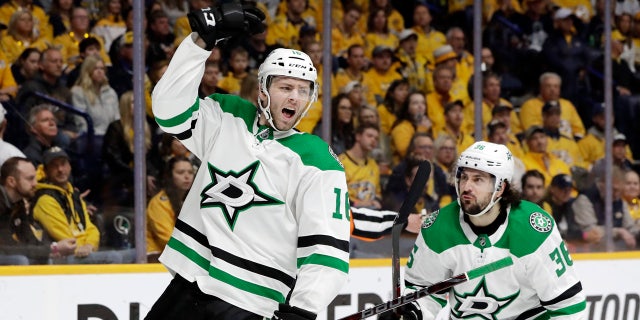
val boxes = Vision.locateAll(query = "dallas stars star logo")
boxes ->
[451,277,518,319]
[201,161,282,231]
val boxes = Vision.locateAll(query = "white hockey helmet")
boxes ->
[455,141,514,216]
[257,48,318,131]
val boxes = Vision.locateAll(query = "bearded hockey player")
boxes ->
[146,2,350,319]
[394,141,586,319]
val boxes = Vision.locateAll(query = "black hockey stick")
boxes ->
[392,161,431,303]
[338,256,514,320]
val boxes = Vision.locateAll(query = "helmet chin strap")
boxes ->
[257,87,281,132]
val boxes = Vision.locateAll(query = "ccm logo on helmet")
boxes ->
[288,63,306,68]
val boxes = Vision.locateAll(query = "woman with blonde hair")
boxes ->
[0,10,50,63]
[71,55,120,136]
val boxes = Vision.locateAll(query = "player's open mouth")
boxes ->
[282,108,295,118]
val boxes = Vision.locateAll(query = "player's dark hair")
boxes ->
[499,181,521,210]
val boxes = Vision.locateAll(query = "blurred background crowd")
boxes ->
[0,0,639,265]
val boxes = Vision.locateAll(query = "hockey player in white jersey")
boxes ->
[145,2,350,320]
[390,141,587,319]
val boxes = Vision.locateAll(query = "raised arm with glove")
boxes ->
[187,1,265,49]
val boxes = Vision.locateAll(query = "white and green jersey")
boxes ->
[405,200,586,319]
[152,34,351,317]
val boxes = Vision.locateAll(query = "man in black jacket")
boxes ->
[0,157,76,264]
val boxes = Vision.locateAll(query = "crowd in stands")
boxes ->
[1,0,640,264]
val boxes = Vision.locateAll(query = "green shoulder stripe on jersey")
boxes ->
[167,237,286,303]
[155,98,199,128]
[494,201,555,258]
[278,134,344,171]
[421,203,470,254]
[210,93,258,131]
[546,301,587,317]
[297,253,349,273]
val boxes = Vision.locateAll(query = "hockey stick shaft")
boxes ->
[339,256,514,320]
[392,161,431,300]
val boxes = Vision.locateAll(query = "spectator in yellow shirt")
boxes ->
[487,119,527,186]
[0,48,18,101]
[0,0,52,42]
[464,72,523,135]
[395,29,426,91]
[339,123,382,209]
[426,65,457,130]
[433,100,474,153]
[519,72,585,139]
[370,0,404,34]
[623,169,640,221]
[364,8,399,60]
[361,45,402,106]
[390,90,431,165]
[377,78,409,135]
[578,103,634,165]
[146,155,195,262]
[1,10,50,64]
[446,27,474,85]
[375,79,409,172]
[53,7,110,69]
[331,2,365,57]
[521,125,571,187]
[489,107,526,160]
[333,44,367,96]
[541,101,588,170]
[411,3,446,66]
[267,0,315,49]
[217,46,249,95]
[425,44,470,104]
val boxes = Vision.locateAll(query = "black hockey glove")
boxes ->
[187,1,265,50]
[377,302,422,320]
[271,303,316,320]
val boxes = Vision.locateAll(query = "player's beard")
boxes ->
[461,193,491,216]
